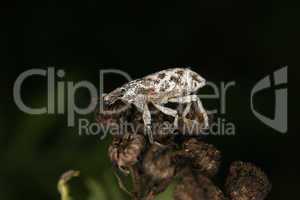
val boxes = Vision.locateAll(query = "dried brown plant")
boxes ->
[96,101,271,200]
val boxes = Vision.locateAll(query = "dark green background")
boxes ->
[2,0,297,199]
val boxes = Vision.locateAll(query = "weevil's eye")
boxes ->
[120,88,126,93]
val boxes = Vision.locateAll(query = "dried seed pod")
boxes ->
[182,138,221,177]
[174,173,227,200]
[225,161,271,200]
[143,145,175,180]
[108,133,145,173]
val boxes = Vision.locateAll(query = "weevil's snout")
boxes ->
[104,87,125,104]
[104,96,120,107]
[103,95,112,106]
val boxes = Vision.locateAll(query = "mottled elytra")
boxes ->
[103,67,209,144]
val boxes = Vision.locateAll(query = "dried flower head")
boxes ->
[225,161,272,200]
[108,133,145,173]
[174,172,227,200]
[95,73,271,200]
[181,138,221,177]
[143,145,175,180]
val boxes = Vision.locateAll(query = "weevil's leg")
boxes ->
[169,95,196,118]
[169,95,209,129]
[142,104,165,146]
[152,103,179,128]
[168,95,197,104]
[132,98,155,144]
[195,97,209,129]
[142,103,154,144]
[182,102,192,118]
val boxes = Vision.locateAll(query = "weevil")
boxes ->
[103,68,209,144]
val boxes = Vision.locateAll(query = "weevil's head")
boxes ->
[100,87,130,118]
[97,88,131,129]
[103,87,126,106]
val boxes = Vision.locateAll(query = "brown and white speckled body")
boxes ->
[104,68,206,107]
[103,67,208,144]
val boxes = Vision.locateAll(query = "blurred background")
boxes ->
[1,0,297,199]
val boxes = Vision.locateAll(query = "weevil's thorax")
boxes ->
[142,68,206,100]
[105,68,206,105]
[120,79,148,103]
